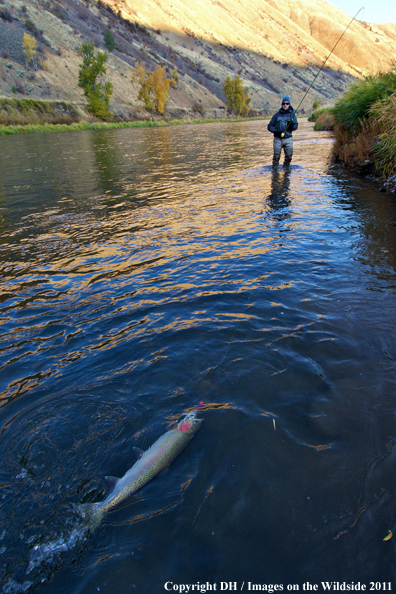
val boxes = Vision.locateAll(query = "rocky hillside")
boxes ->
[0,0,395,119]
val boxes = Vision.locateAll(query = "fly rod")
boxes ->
[281,6,365,137]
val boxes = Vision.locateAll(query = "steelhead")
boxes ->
[78,411,203,526]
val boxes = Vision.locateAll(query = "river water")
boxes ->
[1,119,396,593]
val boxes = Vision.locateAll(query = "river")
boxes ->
[1,119,396,593]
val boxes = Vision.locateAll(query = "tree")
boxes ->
[78,40,113,120]
[23,33,37,69]
[133,62,171,115]
[222,75,251,115]
[171,68,179,88]
[104,28,115,52]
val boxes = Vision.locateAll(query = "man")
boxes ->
[267,95,298,168]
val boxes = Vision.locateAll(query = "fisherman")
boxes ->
[268,96,298,168]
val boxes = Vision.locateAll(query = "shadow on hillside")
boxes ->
[0,0,362,113]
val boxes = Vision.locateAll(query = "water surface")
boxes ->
[1,120,396,593]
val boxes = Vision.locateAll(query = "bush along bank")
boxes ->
[0,98,81,126]
[331,70,396,192]
[308,106,335,131]
[0,111,266,135]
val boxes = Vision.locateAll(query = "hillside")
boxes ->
[0,0,395,120]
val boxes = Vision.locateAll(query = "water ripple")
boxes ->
[1,121,396,590]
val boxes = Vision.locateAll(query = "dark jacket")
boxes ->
[268,106,298,139]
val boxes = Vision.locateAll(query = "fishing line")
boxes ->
[281,6,365,137]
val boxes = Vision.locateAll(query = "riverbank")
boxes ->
[0,116,267,135]
[0,99,267,134]
[307,77,396,193]
[0,98,83,127]
[330,72,396,192]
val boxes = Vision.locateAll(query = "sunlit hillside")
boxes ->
[0,0,395,118]
[117,0,396,73]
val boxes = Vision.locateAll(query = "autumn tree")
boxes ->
[78,40,113,120]
[222,75,251,115]
[134,62,173,115]
[171,68,179,88]
[23,33,37,69]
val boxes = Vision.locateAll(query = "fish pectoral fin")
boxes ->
[167,422,179,430]
[105,475,120,491]
[133,447,145,459]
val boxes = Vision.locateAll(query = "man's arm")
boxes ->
[267,114,277,133]
[291,111,298,131]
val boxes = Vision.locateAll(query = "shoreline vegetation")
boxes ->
[0,97,265,136]
[309,70,396,191]
[2,80,396,194]
[0,115,266,135]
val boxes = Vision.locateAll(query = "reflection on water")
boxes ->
[90,130,124,196]
[267,168,292,221]
[1,120,396,593]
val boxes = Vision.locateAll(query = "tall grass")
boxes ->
[332,120,378,170]
[0,115,265,136]
[332,70,396,135]
[0,98,81,126]
[370,94,396,178]
[0,120,167,135]
[332,68,396,179]
[308,107,335,131]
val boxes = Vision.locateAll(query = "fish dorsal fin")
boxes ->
[133,446,145,459]
[105,476,120,492]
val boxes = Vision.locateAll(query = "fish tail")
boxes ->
[72,502,103,526]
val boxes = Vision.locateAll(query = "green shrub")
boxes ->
[104,29,115,52]
[308,107,327,122]
[370,94,396,178]
[78,40,113,120]
[332,70,396,135]
[0,98,80,125]
[192,102,205,116]
[312,97,323,111]
[309,107,335,131]
[171,69,179,88]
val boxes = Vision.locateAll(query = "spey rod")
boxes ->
[281,6,365,137]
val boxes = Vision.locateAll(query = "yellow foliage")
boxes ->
[23,33,37,67]
[222,75,251,115]
[171,69,179,88]
[134,62,171,115]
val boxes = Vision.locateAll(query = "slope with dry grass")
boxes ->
[0,0,395,122]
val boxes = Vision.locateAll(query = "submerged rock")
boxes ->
[386,174,396,193]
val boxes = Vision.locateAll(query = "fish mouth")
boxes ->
[177,411,203,433]
[183,411,199,421]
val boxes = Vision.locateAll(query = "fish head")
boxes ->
[176,411,203,436]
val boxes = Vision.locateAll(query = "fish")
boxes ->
[77,410,203,527]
